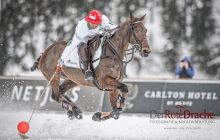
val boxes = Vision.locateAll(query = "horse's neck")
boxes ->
[111,22,130,57]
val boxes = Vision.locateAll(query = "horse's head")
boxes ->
[129,13,151,57]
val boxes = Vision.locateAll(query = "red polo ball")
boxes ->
[17,121,29,134]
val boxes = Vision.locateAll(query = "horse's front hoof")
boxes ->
[92,112,102,122]
[112,108,122,120]
[112,113,119,120]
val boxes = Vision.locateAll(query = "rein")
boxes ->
[100,21,144,77]
[92,21,144,90]
[103,21,143,63]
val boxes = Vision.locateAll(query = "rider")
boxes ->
[59,10,117,81]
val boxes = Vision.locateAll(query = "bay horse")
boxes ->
[31,13,151,121]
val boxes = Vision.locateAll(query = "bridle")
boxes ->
[100,20,147,63]
[92,20,148,90]
[129,20,146,51]
[92,20,147,64]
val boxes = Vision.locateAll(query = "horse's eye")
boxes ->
[134,25,138,29]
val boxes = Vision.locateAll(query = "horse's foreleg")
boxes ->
[108,83,128,120]
[116,82,128,110]
[104,80,128,111]
[92,78,128,121]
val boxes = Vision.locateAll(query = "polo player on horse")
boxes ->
[31,10,151,121]
[58,10,117,81]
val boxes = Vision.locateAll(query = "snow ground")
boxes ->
[0,110,219,140]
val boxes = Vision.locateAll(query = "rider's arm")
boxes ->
[74,19,90,44]
[101,15,117,30]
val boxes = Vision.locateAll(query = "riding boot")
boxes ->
[78,43,94,81]
[82,61,94,81]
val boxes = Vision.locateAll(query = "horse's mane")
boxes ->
[116,17,140,34]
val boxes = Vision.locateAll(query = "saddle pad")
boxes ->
[63,38,103,69]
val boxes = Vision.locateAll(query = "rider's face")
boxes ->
[89,23,98,29]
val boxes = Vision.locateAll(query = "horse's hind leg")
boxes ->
[59,79,77,95]
[47,72,82,120]
[57,79,83,119]
[38,42,82,119]
[41,65,82,120]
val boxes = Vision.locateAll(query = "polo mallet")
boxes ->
[17,67,59,139]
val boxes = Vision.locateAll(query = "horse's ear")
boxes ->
[139,14,146,21]
[130,12,135,22]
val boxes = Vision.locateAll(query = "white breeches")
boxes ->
[60,42,78,63]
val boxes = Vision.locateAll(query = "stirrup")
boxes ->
[85,70,93,81]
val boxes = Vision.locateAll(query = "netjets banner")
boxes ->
[0,77,103,112]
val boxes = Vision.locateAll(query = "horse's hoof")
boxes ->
[92,112,102,122]
[112,108,122,120]
[112,110,120,120]
[75,113,83,119]
[112,113,119,120]
[67,108,83,120]
[67,112,83,120]
[68,115,74,120]
[67,111,74,120]
[73,107,83,120]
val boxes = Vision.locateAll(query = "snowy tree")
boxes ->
[159,0,220,78]
[190,0,218,77]
[0,0,220,78]
[0,0,110,75]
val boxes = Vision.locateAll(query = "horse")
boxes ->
[31,13,151,121]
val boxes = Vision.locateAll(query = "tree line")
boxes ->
[0,0,219,78]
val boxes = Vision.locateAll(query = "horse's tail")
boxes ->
[30,55,41,71]
[30,42,57,72]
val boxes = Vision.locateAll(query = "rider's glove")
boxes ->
[58,59,64,66]
[103,26,110,32]
[100,26,111,37]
